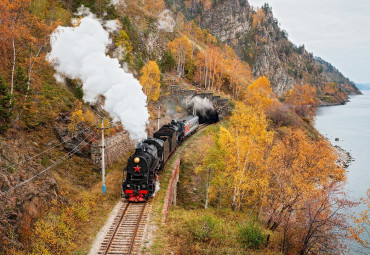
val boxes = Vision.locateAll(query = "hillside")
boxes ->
[315,56,361,94]
[0,0,361,254]
[169,0,360,98]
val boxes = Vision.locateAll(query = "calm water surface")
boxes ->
[315,90,370,253]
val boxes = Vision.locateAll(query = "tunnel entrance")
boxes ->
[185,95,221,124]
[196,108,219,124]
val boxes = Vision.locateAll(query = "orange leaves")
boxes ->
[252,8,267,28]
[193,43,251,98]
[168,35,193,77]
[350,190,370,249]
[0,0,55,90]
[143,0,165,15]
[285,84,318,119]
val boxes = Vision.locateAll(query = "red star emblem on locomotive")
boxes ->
[134,165,141,172]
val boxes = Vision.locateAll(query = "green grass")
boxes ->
[149,123,279,255]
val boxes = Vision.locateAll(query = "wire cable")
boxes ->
[0,129,99,198]
[0,120,99,173]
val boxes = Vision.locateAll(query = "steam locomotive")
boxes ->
[122,115,200,202]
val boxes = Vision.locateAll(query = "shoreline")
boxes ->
[333,145,353,169]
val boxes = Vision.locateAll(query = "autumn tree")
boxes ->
[68,101,84,135]
[322,82,347,102]
[139,60,161,102]
[141,0,165,15]
[262,127,352,253]
[217,102,273,211]
[168,35,193,77]
[0,0,55,93]
[285,84,318,119]
[350,189,370,250]
[195,133,227,209]
[252,8,266,28]
[244,76,274,111]
[278,182,356,254]
[176,12,185,30]
[115,30,133,62]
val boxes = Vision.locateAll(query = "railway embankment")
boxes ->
[88,125,210,254]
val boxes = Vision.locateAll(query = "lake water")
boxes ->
[315,90,370,253]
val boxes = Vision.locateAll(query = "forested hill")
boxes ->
[0,0,364,254]
[167,0,361,96]
[315,57,360,94]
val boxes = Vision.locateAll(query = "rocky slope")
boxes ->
[173,0,360,97]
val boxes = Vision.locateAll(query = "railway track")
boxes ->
[94,122,210,255]
[98,201,150,255]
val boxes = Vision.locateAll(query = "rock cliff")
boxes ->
[174,0,360,96]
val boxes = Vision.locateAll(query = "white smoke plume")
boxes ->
[190,96,214,116]
[47,15,149,141]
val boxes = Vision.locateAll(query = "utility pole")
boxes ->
[101,119,106,194]
[157,104,160,131]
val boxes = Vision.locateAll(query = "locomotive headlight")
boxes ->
[134,157,140,163]
[127,184,130,188]
[142,184,146,188]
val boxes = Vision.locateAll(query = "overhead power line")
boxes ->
[0,129,99,198]
[0,120,99,173]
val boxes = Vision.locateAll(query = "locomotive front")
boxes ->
[122,143,159,202]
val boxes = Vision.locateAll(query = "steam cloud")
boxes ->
[47,15,149,141]
[190,96,215,116]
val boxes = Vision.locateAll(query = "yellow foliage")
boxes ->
[245,76,275,111]
[139,60,161,102]
[168,35,192,77]
[84,109,96,126]
[29,192,96,254]
[115,30,133,61]
[68,101,84,134]
[217,102,274,211]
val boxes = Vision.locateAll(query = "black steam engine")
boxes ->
[122,116,199,202]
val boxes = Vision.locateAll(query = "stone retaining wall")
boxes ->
[91,131,134,169]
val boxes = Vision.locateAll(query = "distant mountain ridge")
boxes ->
[355,83,370,90]
[172,0,361,96]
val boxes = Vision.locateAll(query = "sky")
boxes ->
[248,0,370,84]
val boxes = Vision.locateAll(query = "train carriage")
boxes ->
[181,116,199,137]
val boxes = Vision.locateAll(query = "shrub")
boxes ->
[238,221,266,249]
[266,103,299,127]
[185,214,221,243]
[74,86,83,100]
